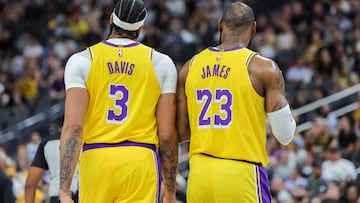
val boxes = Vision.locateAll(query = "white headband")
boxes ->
[112,12,145,31]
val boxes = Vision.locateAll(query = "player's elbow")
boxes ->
[277,131,295,145]
[158,130,178,145]
[24,182,37,192]
[267,105,296,145]
[272,123,295,145]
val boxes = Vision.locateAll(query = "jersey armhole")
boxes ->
[245,52,257,66]
[189,55,198,68]
[246,52,264,99]
[150,48,154,61]
[86,47,94,61]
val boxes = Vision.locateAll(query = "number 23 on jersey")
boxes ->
[196,88,233,128]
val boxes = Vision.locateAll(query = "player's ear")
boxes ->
[137,25,144,35]
[218,19,224,33]
[251,21,256,37]
[109,13,114,25]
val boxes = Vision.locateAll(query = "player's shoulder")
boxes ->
[153,49,173,62]
[250,54,279,74]
[152,49,176,69]
[252,54,275,67]
[66,49,89,65]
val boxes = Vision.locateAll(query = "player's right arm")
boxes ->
[249,55,296,145]
[176,60,191,143]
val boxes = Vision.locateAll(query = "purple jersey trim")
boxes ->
[208,45,244,52]
[82,141,156,152]
[123,42,140,47]
[101,40,140,48]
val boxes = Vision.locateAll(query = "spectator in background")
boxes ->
[270,176,292,203]
[291,186,308,203]
[315,104,338,136]
[273,150,296,180]
[335,116,357,159]
[284,167,308,194]
[306,160,328,199]
[322,183,342,203]
[285,56,312,88]
[47,68,65,104]
[12,58,42,113]
[0,147,16,203]
[289,136,308,166]
[322,146,357,184]
[340,182,359,203]
[26,132,41,162]
[350,137,360,168]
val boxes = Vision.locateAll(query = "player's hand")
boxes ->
[162,193,177,203]
[59,193,74,203]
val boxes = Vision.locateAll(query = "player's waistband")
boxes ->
[200,153,261,166]
[82,141,156,152]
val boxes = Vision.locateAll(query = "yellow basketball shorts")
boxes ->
[79,141,161,203]
[187,154,271,203]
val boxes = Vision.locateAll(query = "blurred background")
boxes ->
[1,0,360,202]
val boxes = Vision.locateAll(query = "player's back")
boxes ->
[185,46,269,166]
[83,41,160,145]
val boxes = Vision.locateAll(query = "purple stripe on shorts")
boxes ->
[258,166,271,203]
[82,141,156,152]
[156,151,162,203]
[208,45,244,52]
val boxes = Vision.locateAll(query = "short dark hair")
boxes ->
[112,0,147,39]
[221,3,255,31]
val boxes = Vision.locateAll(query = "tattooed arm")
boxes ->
[248,55,288,112]
[59,88,89,203]
[157,93,178,203]
[249,55,295,145]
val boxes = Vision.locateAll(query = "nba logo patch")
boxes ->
[216,54,221,61]
[118,50,123,58]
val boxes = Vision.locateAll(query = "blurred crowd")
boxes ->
[1,0,360,202]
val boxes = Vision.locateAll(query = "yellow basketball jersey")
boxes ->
[186,46,269,166]
[83,41,160,146]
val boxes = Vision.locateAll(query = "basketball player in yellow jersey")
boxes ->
[176,2,296,203]
[59,1,178,203]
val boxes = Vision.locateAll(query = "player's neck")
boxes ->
[108,32,136,41]
[217,35,248,50]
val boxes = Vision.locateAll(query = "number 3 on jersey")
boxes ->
[107,84,129,124]
[196,89,233,128]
